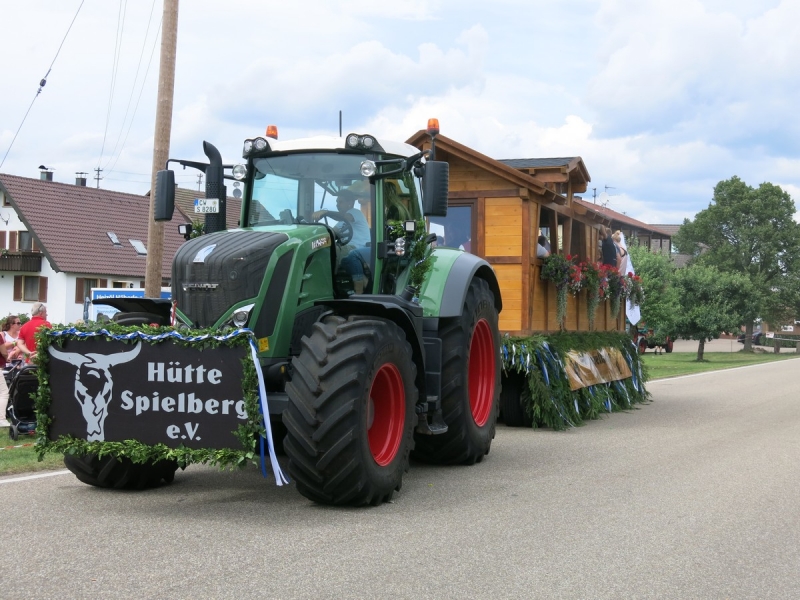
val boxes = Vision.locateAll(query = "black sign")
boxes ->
[47,338,249,449]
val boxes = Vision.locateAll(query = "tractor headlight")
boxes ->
[232,304,255,328]
[243,140,253,156]
[360,160,376,177]
[394,237,406,257]
[253,137,269,151]
[232,164,247,180]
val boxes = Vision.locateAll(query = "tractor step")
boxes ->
[414,399,448,435]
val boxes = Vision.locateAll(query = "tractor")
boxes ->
[58,121,503,506]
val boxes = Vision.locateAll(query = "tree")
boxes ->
[627,241,678,343]
[671,264,752,361]
[673,176,800,351]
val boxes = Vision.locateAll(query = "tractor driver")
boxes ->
[312,181,372,294]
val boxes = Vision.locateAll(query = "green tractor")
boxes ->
[62,122,503,506]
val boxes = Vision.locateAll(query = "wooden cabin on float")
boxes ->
[407,131,623,336]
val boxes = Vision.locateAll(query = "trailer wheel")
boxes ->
[283,315,417,506]
[63,454,178,490]
[500,370,532,428]
[413,277,501,464]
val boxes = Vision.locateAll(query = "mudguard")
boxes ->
[422,250,502,318]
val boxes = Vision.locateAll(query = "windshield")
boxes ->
[245,152,421,228]
[247,153,369,226]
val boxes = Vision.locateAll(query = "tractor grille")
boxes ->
[172,231,289,328]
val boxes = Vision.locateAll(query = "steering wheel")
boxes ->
[314,210,354,246]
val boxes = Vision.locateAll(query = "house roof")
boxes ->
[573,198,674,237]
[172,187,242,229]
[0,173,189,278]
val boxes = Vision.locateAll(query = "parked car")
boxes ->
[737,331,763,345]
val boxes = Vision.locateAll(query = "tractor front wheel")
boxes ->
[63,454,178,490]
[413,278,501,464]
[283,315,417,506]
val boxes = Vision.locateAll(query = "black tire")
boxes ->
[412,278,501,464]
[63,454,178,490]
[283,315,418,506]
[500,370,532,427]
[8,425,18,441]
[111,311,168,327]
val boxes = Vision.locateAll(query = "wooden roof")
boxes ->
[406,131,567,205]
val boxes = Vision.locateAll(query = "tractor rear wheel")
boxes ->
[412,278,501,464]
[283,315,417,506]
[63,454,178,490]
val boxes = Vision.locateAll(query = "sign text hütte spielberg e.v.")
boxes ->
[47,340,248,448]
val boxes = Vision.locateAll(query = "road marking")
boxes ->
[0,469,70,485]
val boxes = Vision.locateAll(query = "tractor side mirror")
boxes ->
[154,169,175,221]
[422,160,449,217]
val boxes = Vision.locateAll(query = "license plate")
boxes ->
[194,198,219,214]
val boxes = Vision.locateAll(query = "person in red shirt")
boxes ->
[18,302,50,355]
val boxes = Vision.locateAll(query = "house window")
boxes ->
[75,277,106,303]
[429,204,474,253]
[11,231,39,252]
[13,275,48,302]
[18,231,33,251]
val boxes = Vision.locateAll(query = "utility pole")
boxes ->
[94,167,103,188]
[196,173,203,191]
[144,0,179,298]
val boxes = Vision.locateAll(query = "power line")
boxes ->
[0,0,85,169]
[96,0,128,175]
[103,0,160,173]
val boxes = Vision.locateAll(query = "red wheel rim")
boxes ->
[469,318,495,427]
[367,363,405,466]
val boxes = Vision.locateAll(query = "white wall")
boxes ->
[0,200,143,325]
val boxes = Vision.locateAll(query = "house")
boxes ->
[407,132,624,334]
[0,171,193,325]
[573,200,673,256]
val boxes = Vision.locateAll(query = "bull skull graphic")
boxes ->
[49,343,142,441]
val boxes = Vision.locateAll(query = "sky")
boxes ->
[1,0,799,225]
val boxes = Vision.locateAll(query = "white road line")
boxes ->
[0,469,70,485]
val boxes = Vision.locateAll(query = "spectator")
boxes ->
[19,302,50,354]
[599,226,617,267]
[1,315,30,365]
[0,342,8,427]
[537,235,550,258]
[612,230,629,274]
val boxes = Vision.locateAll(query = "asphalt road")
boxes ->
[3,358,800,599]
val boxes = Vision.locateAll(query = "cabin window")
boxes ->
[539,206,557,254]
[429,204,474,253]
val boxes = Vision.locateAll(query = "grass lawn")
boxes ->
[0,429,65,476]
[643,351,800,380]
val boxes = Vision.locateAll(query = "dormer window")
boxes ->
[129,239,147,255]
